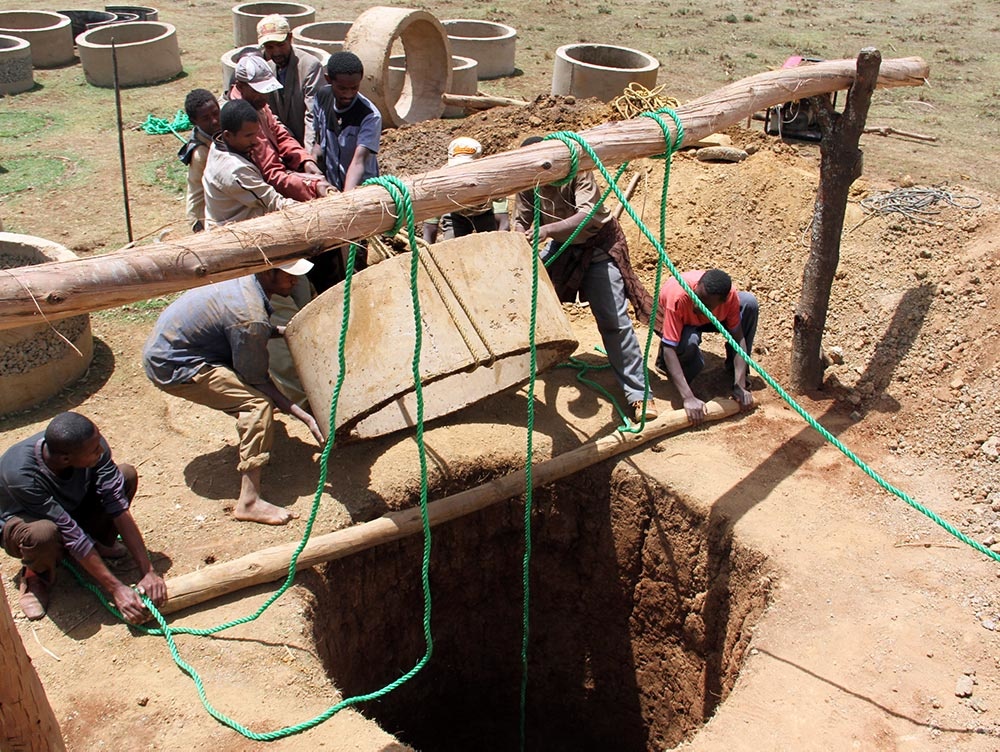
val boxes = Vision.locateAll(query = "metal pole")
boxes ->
[111,38,133,243]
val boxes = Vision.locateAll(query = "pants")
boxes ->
[657,291,759,383]
[2,464,138,573]
[160,366,274,472]
[443,209,497,239]
[584,257,649,404]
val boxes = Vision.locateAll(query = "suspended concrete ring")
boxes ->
[231,1,315,47]
[442,19,516,80]
[551,43,660,103]
[344,6,451,127]
[0,233,94,416]
[77,20,180,87]
[285,232,579,442]
[0,11,74,68]
[388,54,478,119]
[105,5,159,21]
[0,34,33,94]
[291,20,352,55]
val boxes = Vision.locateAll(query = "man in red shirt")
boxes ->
[654,269,758,424]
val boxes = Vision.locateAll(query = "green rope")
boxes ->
[542,126,1000,566]
[140,111,191,143]
[64,175,436,741]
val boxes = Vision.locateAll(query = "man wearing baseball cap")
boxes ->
[230,53,331,202]
[423,137,510,243]
[256,14,323,152]
[143,249,324,527]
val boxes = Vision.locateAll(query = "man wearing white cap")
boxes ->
[143,256,323,526]
[256,14,323,152]
[423,137,510,243]
[231,54,331,202]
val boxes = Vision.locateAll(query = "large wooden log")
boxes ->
[158,399,740,615]
[0,575,67,751]
[0,56,928,331]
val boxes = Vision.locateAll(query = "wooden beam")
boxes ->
[158,399,740,615]
[441,92,530,109]
[0,56,928,331]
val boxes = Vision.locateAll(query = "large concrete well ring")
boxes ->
[0,11,74,68]
[552,43,659,102]
[57,9,117,40]
[285,232,578,441]
[291,20,351,55]
[344,6,451,127]
[105,5,159,21]
[442,19,516,80]
[231,2,315,47]
[0,233,94,416]
[388,53,477,118]
[220,42,326,92]
[77,21,180,87]
[0,34,33,94]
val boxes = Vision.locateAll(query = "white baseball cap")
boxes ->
[257,14,291,45]
[235,55,282,94]
[277,259,314,275]
[447,137,483,166]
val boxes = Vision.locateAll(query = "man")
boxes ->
[203,98,299,227]
[309,51,382,291]
[514,136,657,425]
[422,137,510,244]
[230,54,331,202]
[178,89,219,233]
[313,51,380,193]
[0,412,166,622]
[654,268,759,424]
[143,260,324,526]
[256,13,323,152]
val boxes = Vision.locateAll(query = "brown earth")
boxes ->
[2,0,1000,750]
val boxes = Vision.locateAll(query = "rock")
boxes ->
[696,145,748,163]
[900,174,916,188]
[955,675,974,697]
[981,437,1000,460]
[981,618,997,631]
[827,346,844,365]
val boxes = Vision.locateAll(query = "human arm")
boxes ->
[527,209,589,243]
[343,144,372,192]
[660,345,707,424]
[112,509,166,607]
[77,548,149,623]
[256,379,324,444]
[186,145,209,231]
[494,200,510,232]
[230,157,301,212]
[300,54,324,153]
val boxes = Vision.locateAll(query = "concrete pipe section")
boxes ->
[286,232,578,441]
[442,19,516,79]
[231,1,314,47]
[58,9,117,40]
[0,11,74,68]
[105,5,159,21]
[0,34,33,94]
[552,43,659,102]
[0,233,94,416]
[220,42,326,93]
[291,20,351,55]
[389,53,478,118]
[77,20,181,87]
[344,6,451,127]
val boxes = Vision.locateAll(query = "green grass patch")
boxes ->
[97,294,177,323]
[141,155,187,196]
[0,156,70,194]
[0,112,58,139]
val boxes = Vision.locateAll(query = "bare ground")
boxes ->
[2,0,1000,749]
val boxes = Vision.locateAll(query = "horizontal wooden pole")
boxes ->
[0,56,927,331]
[442,92,530,109]
[158,399,740,615]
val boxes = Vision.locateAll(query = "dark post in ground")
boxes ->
[790,48,882,391]
[0,574,66,751]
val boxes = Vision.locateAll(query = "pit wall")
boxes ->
[305,462,771,751]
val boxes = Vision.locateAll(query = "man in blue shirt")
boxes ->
[0,412,166,621]
[143,261,324,526]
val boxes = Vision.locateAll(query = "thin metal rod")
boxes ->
[111,38,133,243]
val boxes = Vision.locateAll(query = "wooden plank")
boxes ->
[158,399,740,614]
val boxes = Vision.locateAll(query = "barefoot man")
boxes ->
[142,260,324,525]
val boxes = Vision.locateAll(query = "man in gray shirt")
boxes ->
[143,260,323,526]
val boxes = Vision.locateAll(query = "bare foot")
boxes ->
[233,498,300,525]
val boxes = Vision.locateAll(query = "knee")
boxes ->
[118,463,139,502]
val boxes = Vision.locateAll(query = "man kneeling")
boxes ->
[0,412,166,621]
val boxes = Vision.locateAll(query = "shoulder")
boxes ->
[296,48,323,73]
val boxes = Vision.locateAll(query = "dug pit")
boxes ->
[306,461,771,750]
